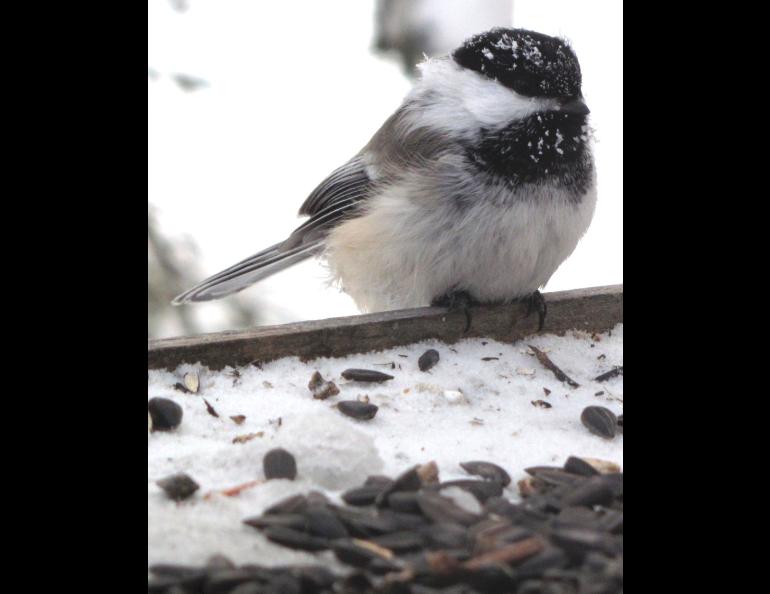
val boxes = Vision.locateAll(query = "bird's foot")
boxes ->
[431,290,479,334]
[526,290,547,332]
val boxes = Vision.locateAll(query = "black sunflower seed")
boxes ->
[418,522,469,549]
[595,507,624,533]
[387,491,421,513]
[459,461,511,486]
[227,582,264,594]
[549,527,614,558]
[343,485,386,506]
[562,476,615,508]
[337,400,379,420]
[416,491,481,526]
[331,539,393,568]
[242,513,308,532]
[203,569,267,594]
[418,349,440,372]
[148,564,206,579]
[289,566,335,591]
[303,506,349,539]
[563,456,601,477]
[580,406,618,439]
[156,473,199,501]
[552,506,602,531]
[147,572,206,593]
[341,369,394,383]
[370,531,425,552]
[524,467,586,487]
[263,448,297,480]
[262,526,329,551]
[376,464,434,506]
[332,507,406,537]
[516,546,570,579]
[148,397,183,431]
[379,509,430,532]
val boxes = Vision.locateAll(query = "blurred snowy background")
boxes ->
[148,0,622,339]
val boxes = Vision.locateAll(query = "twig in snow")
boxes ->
[594,366,623,382]
[204,479,264,499]
[528,345,580,388]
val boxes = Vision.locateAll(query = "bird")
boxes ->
[172,28,596,331]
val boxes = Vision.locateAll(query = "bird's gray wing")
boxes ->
[173,105,446,305]
[172,157,375,304]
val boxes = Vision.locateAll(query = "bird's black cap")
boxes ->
[453,28,582,99]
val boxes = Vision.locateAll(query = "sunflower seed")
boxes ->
[524,467,586,487]
[419,522,469,549]
[563,456,600,477]
[418,349,440,372]
[580,406,617,439]
[262,526,329,551]
[562,476,615,507]
[376,463,432,506]
[148,397,183,431]
[370,531,425,552]
[387,491,421,513]
[332,538,394,568]
[242,513,308,532]
[341,369,394,383]
[183,371,199,393]
[462,536,544,569]
[304,506,349,539]
[343,485,387,506]
[550,527,613,557]
[337,400,379,420]
[416,491,481,526]
[459,461,511,486]
[263,448,297,480]
[156,473,199,501]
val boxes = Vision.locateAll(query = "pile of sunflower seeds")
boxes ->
[149,456,622,593]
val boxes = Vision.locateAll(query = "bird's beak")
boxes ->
[558,97,590,116]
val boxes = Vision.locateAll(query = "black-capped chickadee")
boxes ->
[173,28,595,330]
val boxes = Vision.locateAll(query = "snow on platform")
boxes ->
[148,323,623,568]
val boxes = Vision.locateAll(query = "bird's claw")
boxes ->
[432,290,478,334]
[527,290,547,332]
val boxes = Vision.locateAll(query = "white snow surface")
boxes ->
[148,324,623,568]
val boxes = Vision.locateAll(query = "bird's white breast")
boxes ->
[324,178,596,312]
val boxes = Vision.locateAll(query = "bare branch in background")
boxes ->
[374,0,513,77]
[168,0,189,13]
[148,207,261,339]
[170,73,209,92]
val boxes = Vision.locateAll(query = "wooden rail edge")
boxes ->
[148,284,623,371]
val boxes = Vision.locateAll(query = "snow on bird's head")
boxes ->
[453,28,582,100]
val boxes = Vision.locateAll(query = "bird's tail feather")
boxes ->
[171,241,321,305]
